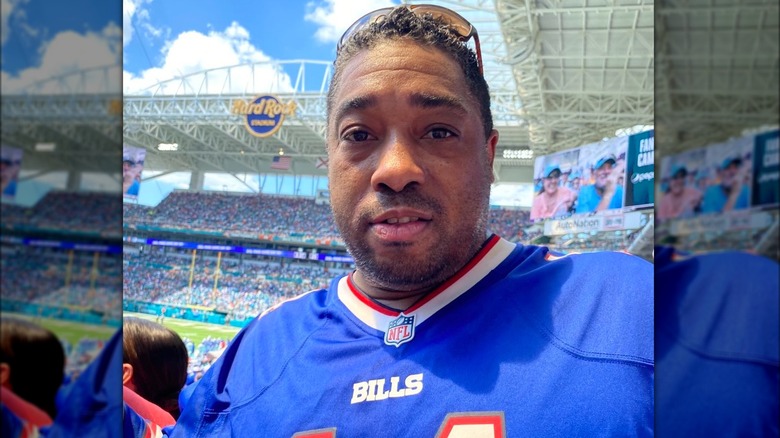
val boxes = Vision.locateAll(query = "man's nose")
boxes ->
[370,136,426,193]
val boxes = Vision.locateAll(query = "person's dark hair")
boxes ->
[327,6,493,140]
[122,317,188,419]
[0,317,65,419]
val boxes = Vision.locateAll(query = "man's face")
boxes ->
[0,159,20,187]
[123,160,143,180]
[670,172,686,195]
[594,162,613,188]
[720,163,739,188]
[543,172,560,194]
[327,40,497,292]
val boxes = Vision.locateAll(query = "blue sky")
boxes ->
[1,0,533,207]
[122,0,397,94]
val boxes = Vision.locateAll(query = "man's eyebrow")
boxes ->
[409,92,468,114]
[333,95,377,126]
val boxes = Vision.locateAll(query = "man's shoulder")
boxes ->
[232,283,337,346]
[684,186,702,196]
[656,248,778,364]
[702,184,722,198]
[504,248,653,366]
[171,284,339,435]
[579,184,597,196]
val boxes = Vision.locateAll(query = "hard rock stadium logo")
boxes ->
[231,95,297,138]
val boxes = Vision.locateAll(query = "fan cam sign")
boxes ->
[232,95,297,138]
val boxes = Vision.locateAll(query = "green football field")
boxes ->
[1,312,117,345]
[2,312,242,347]
[123,311,242,346]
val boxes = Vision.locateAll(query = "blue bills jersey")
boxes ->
[170,236,653,437]
[45,328,123,438]
[655,247,779,437]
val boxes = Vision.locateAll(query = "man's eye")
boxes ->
[425,128,455,139]
[344,131,374,142]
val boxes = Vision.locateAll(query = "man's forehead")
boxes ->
[332,41,470,97]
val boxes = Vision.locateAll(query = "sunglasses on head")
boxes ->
[337,4,483,76]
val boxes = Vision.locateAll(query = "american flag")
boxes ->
[271,155,292,170]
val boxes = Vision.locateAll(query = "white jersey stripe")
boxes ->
[337,237,516,334]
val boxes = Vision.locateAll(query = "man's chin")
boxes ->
[359,261,445,292]
[355,243,450,289]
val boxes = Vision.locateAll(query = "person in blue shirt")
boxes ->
[123,149,144,197]
[575,154,624,213]
[0,149,22,197]
[167,5,653,437]
[701,156,750,213]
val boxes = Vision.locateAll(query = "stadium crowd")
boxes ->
[123,249,336,319]
[124,191,343,244]
[2,191,122,236]
[123,191,537,245]
[1,246,122,319]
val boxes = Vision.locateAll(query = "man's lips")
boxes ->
[370,209,433,225]
[369,209,433,242]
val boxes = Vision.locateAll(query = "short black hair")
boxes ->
[327,6,493,140]
[0,317,65,419]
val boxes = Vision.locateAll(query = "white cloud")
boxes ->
[2,0,36,47]
[123,0,163,48]
[304,0,395,44]
[124,22,294,95]
[1,0,14,46]
[1,23,121,94]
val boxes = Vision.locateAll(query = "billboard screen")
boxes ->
[530,133,650,221]
[122,145,146,199]
[658,129,778,222]
[1,145,23,199]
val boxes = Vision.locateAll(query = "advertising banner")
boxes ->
[543,211,645,236]
[625,130,654,207]
[752,129,779,207]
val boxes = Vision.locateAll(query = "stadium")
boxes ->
[0,0,777,428]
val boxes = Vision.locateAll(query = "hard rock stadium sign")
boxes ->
[231,95,297,138]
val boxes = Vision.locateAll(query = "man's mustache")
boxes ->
[358,187,443,221]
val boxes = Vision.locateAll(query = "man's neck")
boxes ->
[350,271,432,311]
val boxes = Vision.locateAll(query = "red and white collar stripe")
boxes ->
[337,235,516,333]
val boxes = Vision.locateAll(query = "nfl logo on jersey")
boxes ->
[385,314,415,347]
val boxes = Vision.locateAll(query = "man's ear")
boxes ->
[0,363,11,388]
[122,363,134,386]
[486,129,499,183]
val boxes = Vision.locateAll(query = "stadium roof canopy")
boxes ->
[655,0,779,158]
[1,65,122,175]
[119,0,656,183]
